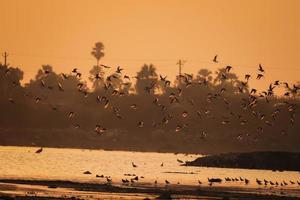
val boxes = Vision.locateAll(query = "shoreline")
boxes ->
[1,179,300,200]
[0,144,205,155]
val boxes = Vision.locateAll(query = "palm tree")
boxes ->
[91,42,105,67]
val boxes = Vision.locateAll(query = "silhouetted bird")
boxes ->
[137,121,144,128]
[256,179,262,185]
[245,74,251,81]
[225,66,232,72]
[72,68,78,73]
[257,74,264,80]
[208,178,222,183]
[116,66,123,73]
[132,162,137,168]
[35,147,43,154]
[100,64,110,68]
[213,55,218,63]
[258,64,264,72]
[8,98,15,104]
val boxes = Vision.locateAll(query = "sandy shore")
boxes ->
[0,179,300,200]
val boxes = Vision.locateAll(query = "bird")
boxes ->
[175,125,182,132]
[68,112,75,118]
[95,125,106,134]
[160,75,167,81]
[124,75,130,80]
[100,64,110,68]
[116,66,123,73]
[130,104,137,109]
[245,74,251,81]
[122,179,129,184]
[73,124,80,129]
[58,82,64,91]
[72,68,78,73]
[182,111,188,118]
[35,97,41,104]
[213,55,218,63]
[221,120,230,125]
[61,73,68,80]
[225,66,232,72]
[104,100,109,109]
[250,89,257,94]
[40,80,46,87]
[257,74,264,80]
[132,162,137,168]
[258,64,264,72]
[76,72,82,78]
[137,121,144,128]
[208,178,222,183]
[106,177,112,183]
[290,181,295,185]
[274,80,280,86]
[164,80,171,87]
[35,147,43,153]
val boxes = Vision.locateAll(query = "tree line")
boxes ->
[0,42,299,154]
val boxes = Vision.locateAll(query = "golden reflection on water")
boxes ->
[0,146,299,190]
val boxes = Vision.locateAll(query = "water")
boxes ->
[0,146,300,191]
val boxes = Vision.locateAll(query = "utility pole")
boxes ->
[2,52,8,67]
[176,59,186,85]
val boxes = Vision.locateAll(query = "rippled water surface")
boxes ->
[1,146,300,190]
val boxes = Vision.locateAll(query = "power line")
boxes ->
[6,52,300,72]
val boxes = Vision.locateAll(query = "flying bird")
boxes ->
[137,121,144,128]
[132,162,137,168]
[116,66,123,73]
[100,64,110,68]
[245,74,251,81]
[213,55,218,63]
[225,66,232,72]
[256,74,264,80]
[258,64,264,72]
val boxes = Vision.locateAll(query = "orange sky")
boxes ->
[1,0,299,90]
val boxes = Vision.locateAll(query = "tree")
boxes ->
[197,69,213,82]
[91,42,105,67]
[135,64,159,94]
[89,65,105,91]
[0,64,24,98]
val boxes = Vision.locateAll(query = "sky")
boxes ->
[0,0,300,90]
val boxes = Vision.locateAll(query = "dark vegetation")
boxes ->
[0,42,299,154]
[186,151,300,171]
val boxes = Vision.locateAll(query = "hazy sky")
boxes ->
[1,0,299,90]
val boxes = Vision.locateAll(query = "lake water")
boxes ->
[0,146,300,192]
